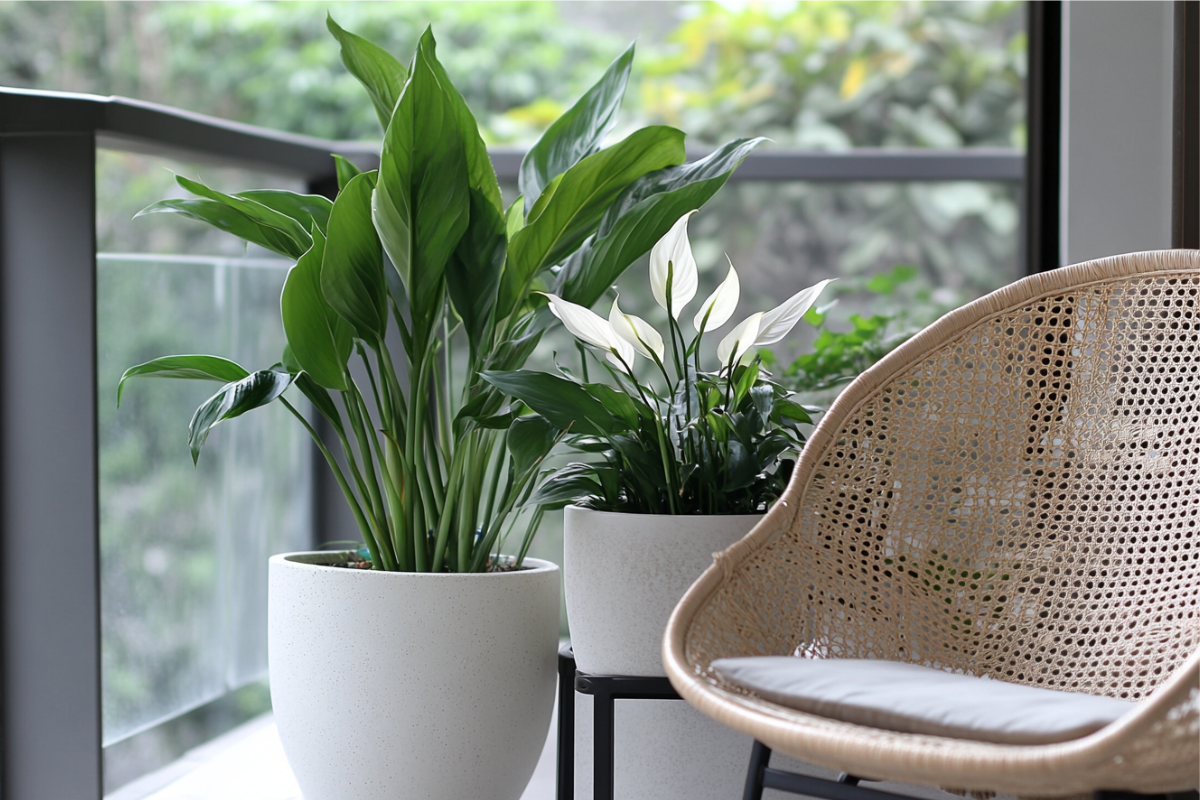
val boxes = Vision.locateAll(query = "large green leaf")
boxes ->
[446,187,506,350]
[419,28,502,216]
[326,15,409,131]
[282,228,353,390]
[136,198,302,259]
[172,175,311,258]
[500,126,685,318]
[554,137,766,307]
[373,29,470,324]
[481,370,619,437]
[117,354,249,406]
[188,369,294,464]
[238,190,332,235]
[322,171,387,342]
[518,43,634,216]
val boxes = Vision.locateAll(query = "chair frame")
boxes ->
[665,252,1200,799]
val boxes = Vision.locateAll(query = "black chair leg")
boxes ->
[744,740,772,800]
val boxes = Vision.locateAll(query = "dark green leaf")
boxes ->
[282,228,353,390]
[481,370,619,436]
[528,467,601,509]
[237,190,332,235]
[373,30,471,322]
[188,370,294,464]
[501,126,685,318]
[326,15,408,131]
[333,155,362,193]
[118,355,248,406]
[173,175,311,258]
[321,171,387,341]
[508,415,559,477]
[294,372,345,438]
[554,137,766,307]
[446,187,506,350]
[519,43,634,216]
[723,439,757,491]
[136,198,302,259]
[583,383,640,430]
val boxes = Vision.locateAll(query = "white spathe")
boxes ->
[648,210,698,318]
[693,259,740,332]
[563,506,760,677]
[269,553,560,800]
[541,292,636,370]
[716,311,763,368]
[609,295,665,362]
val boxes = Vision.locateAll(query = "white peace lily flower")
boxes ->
[609,295,665,362]
[649,210,698,318]
[753,279,834,347]
[540,292,636,369]
[693,257,740,332]
[717,311,763,368]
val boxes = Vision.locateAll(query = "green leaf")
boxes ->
[118,355,249,406]
[529,465,601,509]
[481,370,619,437]
[293,372,346,438]
[583,383,639,430]
[446,186,506,351]
[136,198,303,260]
[723,439,758,492]
[506,195,525,238]
[508,415,559,477]
[237,190,332,235]
[554,137,766,307]
[519,43,634,216]
[282,228,353,390]
[373,29,471,323]
[321,171,386,342]
[333,155,362,193]
[326,15,408,131]
[501,126,685,318]
[188,370,294,464]
[173,175,311,258]
[419,28,503,216]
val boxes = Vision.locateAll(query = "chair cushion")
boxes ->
[710,657,1136,745]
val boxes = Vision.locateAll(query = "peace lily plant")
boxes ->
[117,19,764,571]
[485,212,831,515]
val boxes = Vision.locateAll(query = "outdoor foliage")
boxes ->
[490,215,829,515]
[119,19,761,572]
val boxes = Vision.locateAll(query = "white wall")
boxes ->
[1061,0,1174,265]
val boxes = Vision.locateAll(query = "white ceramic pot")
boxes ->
[563,506,760,677]
[268,552,560,800]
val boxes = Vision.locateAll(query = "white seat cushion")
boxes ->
[711,657,1136,745]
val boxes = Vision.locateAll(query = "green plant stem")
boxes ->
[430,441,467,573]
[344,379,396,567]
[280,398,392,571]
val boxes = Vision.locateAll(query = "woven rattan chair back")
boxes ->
[665,251,1200,797]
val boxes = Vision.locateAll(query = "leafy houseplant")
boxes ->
[486,211,831,517]
[118,18,763,574]
[114,19,762,800]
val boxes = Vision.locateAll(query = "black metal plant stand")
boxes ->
[557,644,681,800]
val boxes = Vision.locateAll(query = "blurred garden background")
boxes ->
[0,0,1026,789]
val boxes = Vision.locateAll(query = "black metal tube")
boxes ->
[1174,1,1200,247]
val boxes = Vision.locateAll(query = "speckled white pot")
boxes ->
[268,552,559,800]
[564,507,761,677]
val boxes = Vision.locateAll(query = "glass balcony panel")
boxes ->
[97,149,313,749]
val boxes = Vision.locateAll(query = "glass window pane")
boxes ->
[97,149,313,750]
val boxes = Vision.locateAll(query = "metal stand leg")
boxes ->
[743,740,771,800]
[557,646,576,800]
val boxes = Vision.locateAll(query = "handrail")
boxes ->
[1,87,1023,185]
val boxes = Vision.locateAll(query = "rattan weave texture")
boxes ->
[664,251,1200,798]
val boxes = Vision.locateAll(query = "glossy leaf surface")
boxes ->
[321,171,387,342]
[327,15,409,131]
[117,355,249,406]
[188,370,294,464]
[281,228,353,390]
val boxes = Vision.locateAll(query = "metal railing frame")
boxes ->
[0,86,1029,799]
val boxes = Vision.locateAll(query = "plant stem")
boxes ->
[280,398,391,571]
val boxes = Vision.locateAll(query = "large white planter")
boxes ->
[563,506,760,677]
[268,552,560,800]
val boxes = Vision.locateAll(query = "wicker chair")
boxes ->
[664,251,1200,800]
